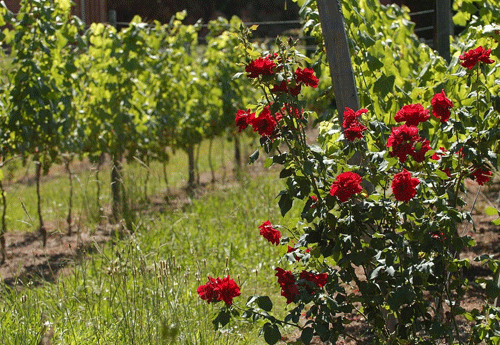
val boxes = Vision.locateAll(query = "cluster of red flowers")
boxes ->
[235,106,277,137]
[387,103,433,163]
[275,267,327,304]
[342,107,367,141]
[197,275,241,305]
[459,46,495,70]
[259,220,281,245]
[330,171,363,203]
[245,53,318,97]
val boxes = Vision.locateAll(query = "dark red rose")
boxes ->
[391,169,420,202]
[342,107,368,142]
[470,168,492,185]
[460,46,495,69]
[250,106,277,137]
[386,124,420,163]
[410,138,431,162]
[235,109,255,133]
[259,220,281,245]
[245,56,276,78]
[299,271,328,288]
[431,90,453,123]
[270,79,289,94]
[275,267,299,304]
[394,103,430,126]
[197,275,241,305]
[295,67,318,88]
[330,172,363,203]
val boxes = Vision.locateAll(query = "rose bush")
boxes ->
[199,18,500,345]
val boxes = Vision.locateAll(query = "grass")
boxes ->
[0,136,300,344]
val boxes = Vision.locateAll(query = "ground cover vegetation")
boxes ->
[198,0,500,344]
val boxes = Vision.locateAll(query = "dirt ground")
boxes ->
[0,159,498,344]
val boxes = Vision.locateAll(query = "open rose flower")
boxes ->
[295,67,319,88]
[410,138,431,163]
[299,271,328,291]
[197,275,241,305]
[342,107,367,141]
[431,90,453,123]
[275,267,299,304]
[394,103,430,126]
[459,46,495,69]
[391,169,420,202]
[245,56,276,78]
[249,106,277,137]
[470,168,492,185]
[235,109,255,133]
[330,172,363,203]
[386,124,420,163]
[259,220,281,245]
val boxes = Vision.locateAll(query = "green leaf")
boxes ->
[264,157,273,168]
[278,192,293,217]
[493,218,500,226]
[373,75,395,98]
[300,327,314,344]
[486,280,500,300]
[485,207,499,217]
[249,149,259,164]
[256,296,273,312]
[213,309,231,330]
[262,323,281,345]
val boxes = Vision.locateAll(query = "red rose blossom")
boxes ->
[431,90,453,123]
[197,275,241,305]
[259,220,281,245]
[295,67,319,88]
[342,107,368,142]
[391,169,420,202]
[250,106,277,137]
[330,172,363,203]
[275,267,299,304]
[410,138,431,163]
[386,124,420,163]
[394,103,430,126]
[460,46,495,69]
[245,57,276,78]
[299,271,328,289]
[470,168,492,185]
[235,109,255,133]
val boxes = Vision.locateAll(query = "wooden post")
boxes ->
[316,0,360,125]
[434,0,451,62]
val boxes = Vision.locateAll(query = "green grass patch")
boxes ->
[0,158,300,344]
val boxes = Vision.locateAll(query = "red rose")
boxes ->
[295,67,319,88]
[431,90,453,123]
[394,103,430,126]
[330,171,363,203]
[235,109,255,133]
[259,220,281,245]
[391,169,420,202]
[250,106,277,137]
[275,267,299,304]
[245,56,276,78]
[270,80,289,94]
[197,275,241,305]
[299,271,328,288]
[459,46,495,69]
[470,168,492,185]
[410,138,431,163]
[342,107,368,142]
[386,124,419,163]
